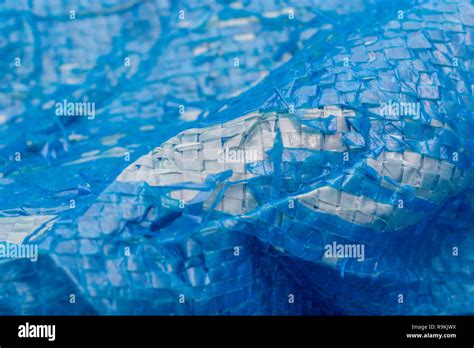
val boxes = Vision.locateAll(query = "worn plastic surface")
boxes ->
[0,0,473,315]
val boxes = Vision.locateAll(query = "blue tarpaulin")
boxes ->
[0,0,473,315]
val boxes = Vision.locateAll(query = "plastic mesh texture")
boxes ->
[0,0,473,315]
